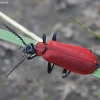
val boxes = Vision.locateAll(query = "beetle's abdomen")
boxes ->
[43,41,98,75]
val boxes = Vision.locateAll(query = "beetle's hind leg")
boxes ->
[62,69,71,78]
[88,49,92,52]
[48,62,54,73]
[52,33,57,41]
[96,64,99,69]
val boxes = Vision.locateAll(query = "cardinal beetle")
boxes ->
[3,24,99,78]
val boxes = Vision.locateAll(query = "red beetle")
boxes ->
[3,24,99,78]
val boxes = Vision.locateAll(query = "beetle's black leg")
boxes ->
[48,62,54,73]
[43,34,46,44]
[52,33,57,41]
[27,54,37,60]
[62,69,67,78]
[96,64,99,69]
[88,49,92,52]
[62,69,71,78]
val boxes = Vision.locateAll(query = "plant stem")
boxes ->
[0,11,42,42]
[71,17,100,39]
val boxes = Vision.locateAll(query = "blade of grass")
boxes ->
[71,17,100,39]
[0,11,21,22]
[92,68,100,78]
[0,11,42,42]
[0,29,37,46]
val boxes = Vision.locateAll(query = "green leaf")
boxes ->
[0,29,37,46]
[92,68,100,78]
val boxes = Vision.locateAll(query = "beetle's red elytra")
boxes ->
[29,33,99,78]
[42,40,98,74]
[3,23,99,78]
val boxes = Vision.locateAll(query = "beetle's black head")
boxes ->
[22,43,35,54]
[3,23,36,78]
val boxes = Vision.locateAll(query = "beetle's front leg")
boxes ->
[27,54,37,60]
[48,62,54,73]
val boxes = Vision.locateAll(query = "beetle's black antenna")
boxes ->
[3,23,26,46]
[6,54,28,78]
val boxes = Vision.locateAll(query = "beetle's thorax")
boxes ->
[35,42,46,56]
